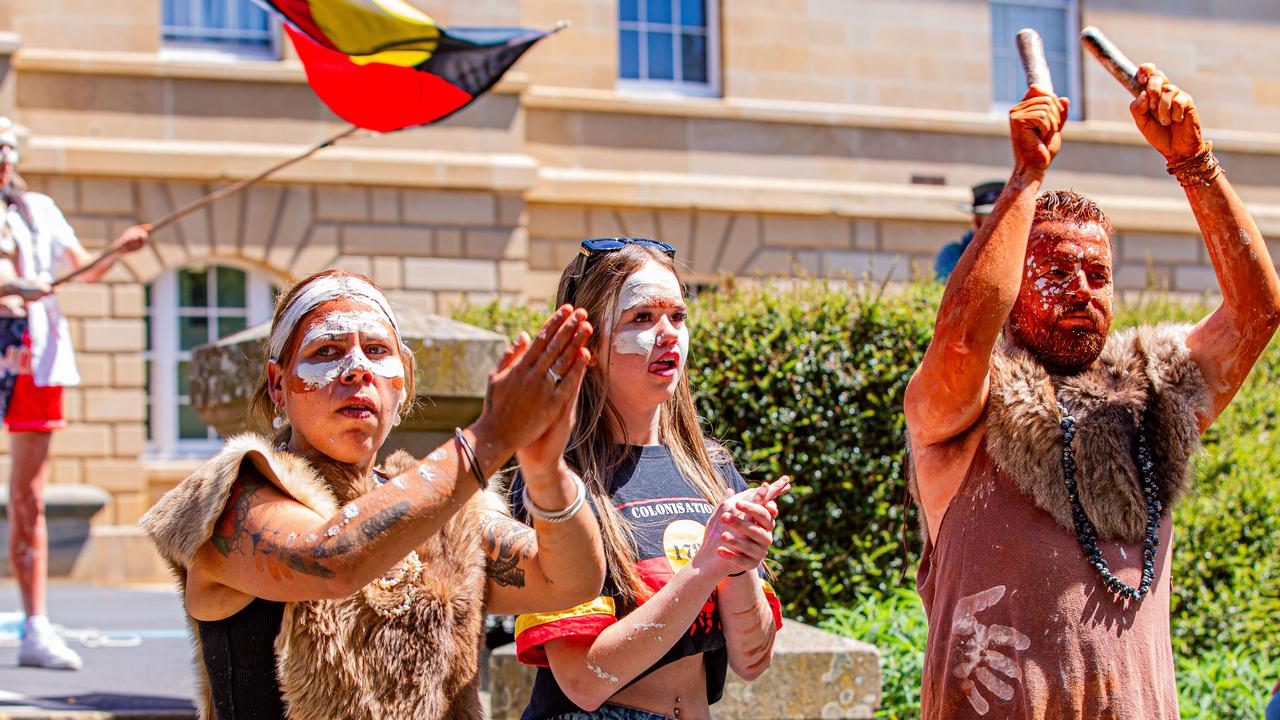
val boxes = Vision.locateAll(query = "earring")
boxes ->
[273,404,286,430]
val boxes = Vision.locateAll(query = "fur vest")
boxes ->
[985,324,1209,541]
[140,434,492,720]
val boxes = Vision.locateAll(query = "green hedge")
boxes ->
[455,282,1280,715]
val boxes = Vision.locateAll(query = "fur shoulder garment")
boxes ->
[139,434,493,720]
[985,323,1209,542]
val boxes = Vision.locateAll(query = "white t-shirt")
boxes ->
[2,192,84,387]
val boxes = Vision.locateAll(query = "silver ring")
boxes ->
[548,368,562,385]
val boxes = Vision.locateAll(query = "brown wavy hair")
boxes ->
[249,269,417,441]
[555,244,728,607]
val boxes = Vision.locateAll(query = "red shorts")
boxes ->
[5,372,66,432]
[0,323,66,433]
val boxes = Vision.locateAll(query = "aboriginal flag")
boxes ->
[256,0,557,132]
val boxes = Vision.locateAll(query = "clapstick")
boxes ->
[1016,28,1054,93]
[1080,26,1144,97]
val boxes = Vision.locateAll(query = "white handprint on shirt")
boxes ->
[951,585,1031,715]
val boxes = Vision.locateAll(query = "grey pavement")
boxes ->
[0,581,196,719]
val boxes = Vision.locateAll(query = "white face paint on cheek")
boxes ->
[611,261,684,358]
[292,309,406,392]
[676,325,690,369]
[613,326,658,356]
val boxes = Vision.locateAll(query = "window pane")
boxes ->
[681,33,708,83]
[680,0,705,28]
[177,361,190,396]
[178,269,208,308]
[202,0,225,30]
[179,316,210,351]
[620,0,639,23]
[178,404,208,440]
[218,316,247,339]
[216,267,247,308]
[620,29,641,79]
[647,31,675,80]
[646,0,672,24]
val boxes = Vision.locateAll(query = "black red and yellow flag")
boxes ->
[255,0,557,132]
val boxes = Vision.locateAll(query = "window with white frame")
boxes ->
[146,264,276,458]
[618,0,720,96]
[162,0,280,58]
[990,0,1082,119]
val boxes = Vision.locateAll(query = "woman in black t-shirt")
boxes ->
[512,239,789,720]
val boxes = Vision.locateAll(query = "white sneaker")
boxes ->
[18,615,82,670]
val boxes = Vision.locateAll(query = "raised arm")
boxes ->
[905,87,1069,447]
[185,307,595,620]
[903,87,1068,530]
[482,313,607,615]
[1128,65,1280,430]
[715,478,788,681]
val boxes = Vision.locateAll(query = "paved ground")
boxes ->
[0,582,501,719]
[0,582,196,719]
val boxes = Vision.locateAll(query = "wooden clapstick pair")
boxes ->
[1014,25,1146,98]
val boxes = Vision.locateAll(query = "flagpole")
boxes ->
[53,124,363,287]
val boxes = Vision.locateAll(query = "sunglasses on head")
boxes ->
[563,237,678,304]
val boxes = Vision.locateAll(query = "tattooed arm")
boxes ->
[185,435,493,622]
[482,476,606,615]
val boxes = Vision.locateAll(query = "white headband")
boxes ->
[267,275,402,360]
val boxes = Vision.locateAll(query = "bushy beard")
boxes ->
[1008,302,1110,375]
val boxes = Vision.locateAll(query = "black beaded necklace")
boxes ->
[1057,401,1162,600]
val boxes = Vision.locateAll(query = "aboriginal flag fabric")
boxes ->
[257,0,555,132]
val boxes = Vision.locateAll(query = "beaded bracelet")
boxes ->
[522,471,587,523]
[453,427,489,491]
[1166,142,1223,187]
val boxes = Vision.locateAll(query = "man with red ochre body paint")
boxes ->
[904,64,1280,719]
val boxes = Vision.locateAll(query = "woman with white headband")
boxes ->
[0,117,150,670]
[140,269,605,719]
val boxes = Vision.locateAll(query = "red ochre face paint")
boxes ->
[1007,221,1114,374]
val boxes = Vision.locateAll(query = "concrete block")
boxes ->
[402,189,496,226]
[1119,231,1203,265]
[75,353,111,387]
[56,284,110,318]
[404,258,498,292]
[763,215,851,249]
[528,205,588,239]
[52,424,112,457]
[113,354,147,388]
[466,228,520,259]
[77,178,133,213]
[81,319,146,353]
[370,189,401,222]
[372,256,403,289]
[489,622,880,720]
[83,389,147,423]
[111,284,147,318]
[342,224,434,256]
[436,228,464,258]
[315,186,370,221]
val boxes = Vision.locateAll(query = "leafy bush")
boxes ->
[456,282,1280,716]
[690,281,940,617]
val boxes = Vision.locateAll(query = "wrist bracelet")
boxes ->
[1166,141,1224,187]
[522,470,587,523]
[727,570,748,577]
[453,427,488,491]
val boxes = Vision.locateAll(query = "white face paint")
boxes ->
[268,274,401,360]
[611,261,689,365]
[293,307,407,400]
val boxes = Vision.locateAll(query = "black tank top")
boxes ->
[197,598,287,720]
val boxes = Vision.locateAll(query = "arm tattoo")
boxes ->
[211,473,413,581]
[480,514,536,588]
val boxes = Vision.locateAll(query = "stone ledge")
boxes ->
[523,85,1280,156]
[488,622,881,720]
[22,137,540,192]
[530,168,1280,236]
[13,47,528,93]
[0,32,22,57]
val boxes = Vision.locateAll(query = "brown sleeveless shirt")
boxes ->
[916,325,1208,720]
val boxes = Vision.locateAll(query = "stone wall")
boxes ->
[4,174,526,525]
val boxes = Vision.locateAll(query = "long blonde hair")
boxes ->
[555,243,728,607]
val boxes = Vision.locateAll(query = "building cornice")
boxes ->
[524,86,1280,157]
[23,135,539,192]
[12,47,528,93]
[531,166,1280,236]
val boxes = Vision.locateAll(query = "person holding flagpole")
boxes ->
[0,117,150,670]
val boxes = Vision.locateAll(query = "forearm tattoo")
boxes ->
[480,513,535,588]
[211,475,412,580]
